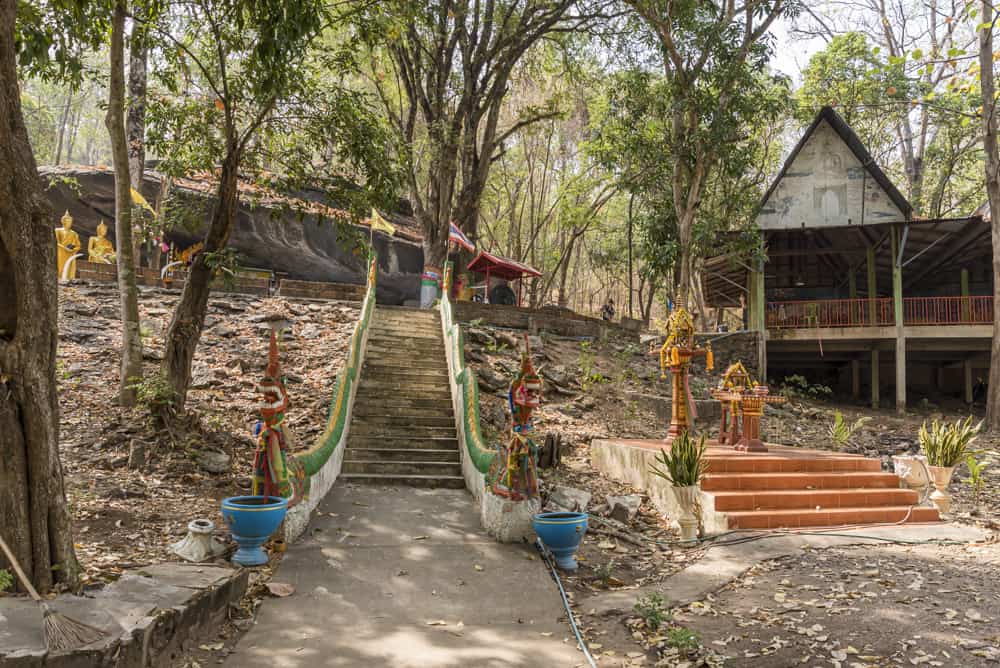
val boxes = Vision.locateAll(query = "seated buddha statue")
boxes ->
[87,221,116,264]
[55,210,82,280]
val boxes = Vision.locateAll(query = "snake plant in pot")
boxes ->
[918,416,982,513]
[651,430,708,543]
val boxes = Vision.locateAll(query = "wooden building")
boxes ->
[704,106,992,411]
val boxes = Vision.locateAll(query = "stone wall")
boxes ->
[694,331,762,380]
[277,279,365,302]
[453,301,637,340]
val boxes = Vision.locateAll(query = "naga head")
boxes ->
[258,316,290,423]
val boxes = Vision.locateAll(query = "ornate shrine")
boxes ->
[656,302,713,440]
[709,360,786,452]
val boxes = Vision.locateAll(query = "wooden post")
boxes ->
[964,358,974,404]
[891,226,906,414]
[871,348,880,409]
[750,265,766,379]
[851,359,861,399]
[961,268,970,322]
[866,246,877,325]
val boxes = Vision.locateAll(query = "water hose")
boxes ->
[535,538,598,668]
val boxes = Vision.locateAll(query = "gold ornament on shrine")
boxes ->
[655,302,713,441]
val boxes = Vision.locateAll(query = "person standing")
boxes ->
[601,297,616,321]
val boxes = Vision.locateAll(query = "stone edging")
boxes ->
[0,564,247,667]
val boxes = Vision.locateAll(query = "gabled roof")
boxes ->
[759,106,912,220]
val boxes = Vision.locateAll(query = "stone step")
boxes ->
[711,487,919,512]
[347,436,459,450]
[350,414,455,428]
[701,471,901,492]
[362,367,451,381]
[353,394,454,408]
[344,448,460,463]
[341,459,463,477]
[369,325,441,336]
[705,455,882,474]
[366,343,446,355]
[357,384,452,397]
[362,356,449,370]
[350,423,456,438]
[339,473,466,489]
[725,505,940,530]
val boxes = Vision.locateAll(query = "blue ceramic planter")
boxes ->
[533,512,588,571]
[221,495,288,567]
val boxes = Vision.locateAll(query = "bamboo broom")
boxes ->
[0,535,106,651]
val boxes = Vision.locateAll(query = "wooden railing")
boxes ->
[767,295,993,329]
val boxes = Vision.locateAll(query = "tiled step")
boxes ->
[369,327,441,338]
[705,455,881,474]
[352,397,455,412]
[339,473,465,489]
[344,448,460,463]
[341,459,462,477]
[361,365,450,377]
[725,505,940,530]
[363,359,450,371]
[701,471,901,492]
[711,487,919,511]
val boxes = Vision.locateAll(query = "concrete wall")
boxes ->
[758,121,905,230]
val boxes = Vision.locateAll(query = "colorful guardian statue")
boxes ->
[658,300,713,440]
[252,315,307,505]
[482,337,544,541]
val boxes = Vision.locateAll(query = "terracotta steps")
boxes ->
[701,471,901,492]
[724,505,940,530]
[711,487,918,511]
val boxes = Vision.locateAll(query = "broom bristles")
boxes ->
[42,604,106,652]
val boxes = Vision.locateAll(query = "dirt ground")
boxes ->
[56,282,358,585]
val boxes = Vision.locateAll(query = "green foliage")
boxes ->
[651,430,708,488]
[919,416,982,468]
[0,568,13,593]
[594,559,616,586]
[828,411,872,451]
[665,626,701,652]
[16,1,110,84]
[966,454,987,507]
[778,375,832,400]
[129,373,177,420]
[634,593,669,630]
[578,341,606,390]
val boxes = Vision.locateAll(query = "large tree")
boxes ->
[364,1,608,305]
[0,0,102,591]
[979,2,1000,430]
[151,0,398,411]
[623,0,793,307]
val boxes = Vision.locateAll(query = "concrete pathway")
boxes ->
[227,484,583,668]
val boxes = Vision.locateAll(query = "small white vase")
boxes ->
[170,519,227,562]
[671,485,701,544]
[927,465,955,513]
[892,455,930,491]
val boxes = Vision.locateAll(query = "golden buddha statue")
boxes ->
[87,221,116,264]
[55,210,82,280]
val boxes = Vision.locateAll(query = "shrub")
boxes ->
[966,454,987,507]
[919,416,982,467]
[651,430,708,487]
[634,593,669,630]
[828,411,871,450]
[0,568,13,593]
[666,626,701,652]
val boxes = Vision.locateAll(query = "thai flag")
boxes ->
[449,222,475,252]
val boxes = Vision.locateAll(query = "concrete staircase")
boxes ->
[340,306,464,488]
[702,449,940,529]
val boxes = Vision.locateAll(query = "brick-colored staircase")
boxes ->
[702,447,940,529]
[340,306,464,488]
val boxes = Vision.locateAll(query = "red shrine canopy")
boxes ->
[466,250,542,281]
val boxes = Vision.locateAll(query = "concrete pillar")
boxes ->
[866,246,877,325]
[851,359,861,399]
[891,226,906,414]
[964,359,974,404]
[871,348,880,409]
[848,269,857,298]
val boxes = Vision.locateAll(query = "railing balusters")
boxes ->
[765,295,994,328]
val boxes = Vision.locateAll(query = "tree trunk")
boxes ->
[127,3,148,268]
[980,5,1000,431]
[161,148,240,410]
[54,91,71,165]
[105,0,143,408]
[0,0,80,591]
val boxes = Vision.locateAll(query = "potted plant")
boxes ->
[918,416,982,513]
[651,430,708,543]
